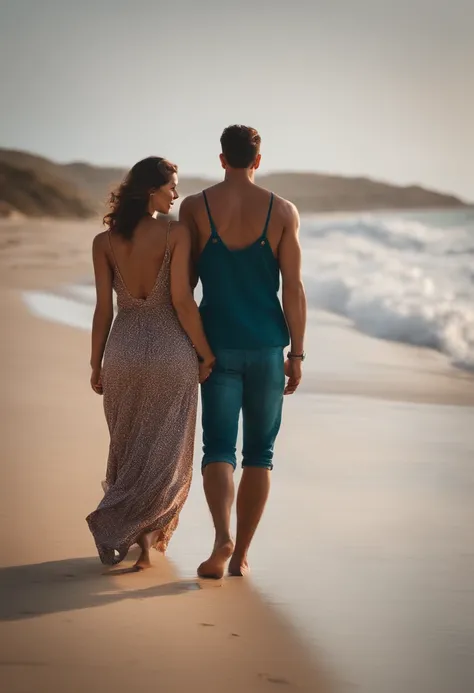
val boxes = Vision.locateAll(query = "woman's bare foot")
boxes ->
[228,555,250,577]
[197,538,234,579]
[134,529,161,571]
[135,550,152,571]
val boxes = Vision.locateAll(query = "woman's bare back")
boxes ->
[106,216,171,300]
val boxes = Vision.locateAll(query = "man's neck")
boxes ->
[224,168,255,185]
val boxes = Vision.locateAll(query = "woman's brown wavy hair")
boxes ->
[103,157,177,240]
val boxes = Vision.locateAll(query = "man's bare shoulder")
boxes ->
[270,194,299,226]
[179,192,201,209]
[181,193,202,207]
[195,181,231,200]
[204,181,227,193]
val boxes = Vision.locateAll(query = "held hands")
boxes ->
[199,357,216,384]
[91,358,215,391]
[90,366,103,395]
[284,358,302,395]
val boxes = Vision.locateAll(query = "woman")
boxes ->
[86,156,215,570]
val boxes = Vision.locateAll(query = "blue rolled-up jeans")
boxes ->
[200,347,285,472]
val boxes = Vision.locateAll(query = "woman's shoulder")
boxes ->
[92,230,109,253]
[168,220,191,245]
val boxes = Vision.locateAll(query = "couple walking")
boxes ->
[86,125,307,577]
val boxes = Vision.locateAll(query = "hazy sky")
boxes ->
[1,0,473,198]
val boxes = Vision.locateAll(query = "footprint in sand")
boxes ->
[259,673,291,685]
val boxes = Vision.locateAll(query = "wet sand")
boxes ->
[176,394,474,693]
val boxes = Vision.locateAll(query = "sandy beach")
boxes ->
[1,218,474,693]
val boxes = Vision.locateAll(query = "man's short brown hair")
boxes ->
[220,125,261,169]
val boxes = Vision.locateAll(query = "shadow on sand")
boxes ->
[0,552,201,622]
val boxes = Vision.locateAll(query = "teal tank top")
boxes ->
[198,191,290,350]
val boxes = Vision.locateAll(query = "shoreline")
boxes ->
[2,215,474,392]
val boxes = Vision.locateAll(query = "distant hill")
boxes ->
[62,161,125,207]
[0,148,468,219]
[0,150,95,218]
[255,172,467,213]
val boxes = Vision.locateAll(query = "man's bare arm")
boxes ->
[279,202,306,356]
[178,195,199,289]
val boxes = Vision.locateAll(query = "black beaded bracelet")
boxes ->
[287,351,306,361]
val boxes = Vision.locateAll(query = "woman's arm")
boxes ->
[170,222,215,372]
[90,234,114,392]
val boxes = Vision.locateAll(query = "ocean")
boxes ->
[302,208,474,370]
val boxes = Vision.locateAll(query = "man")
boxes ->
[179,125,306,578]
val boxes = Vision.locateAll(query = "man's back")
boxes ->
[188,180,289,258]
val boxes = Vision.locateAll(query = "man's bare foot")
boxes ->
[228,555,250,577]
[197,538,234,579]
